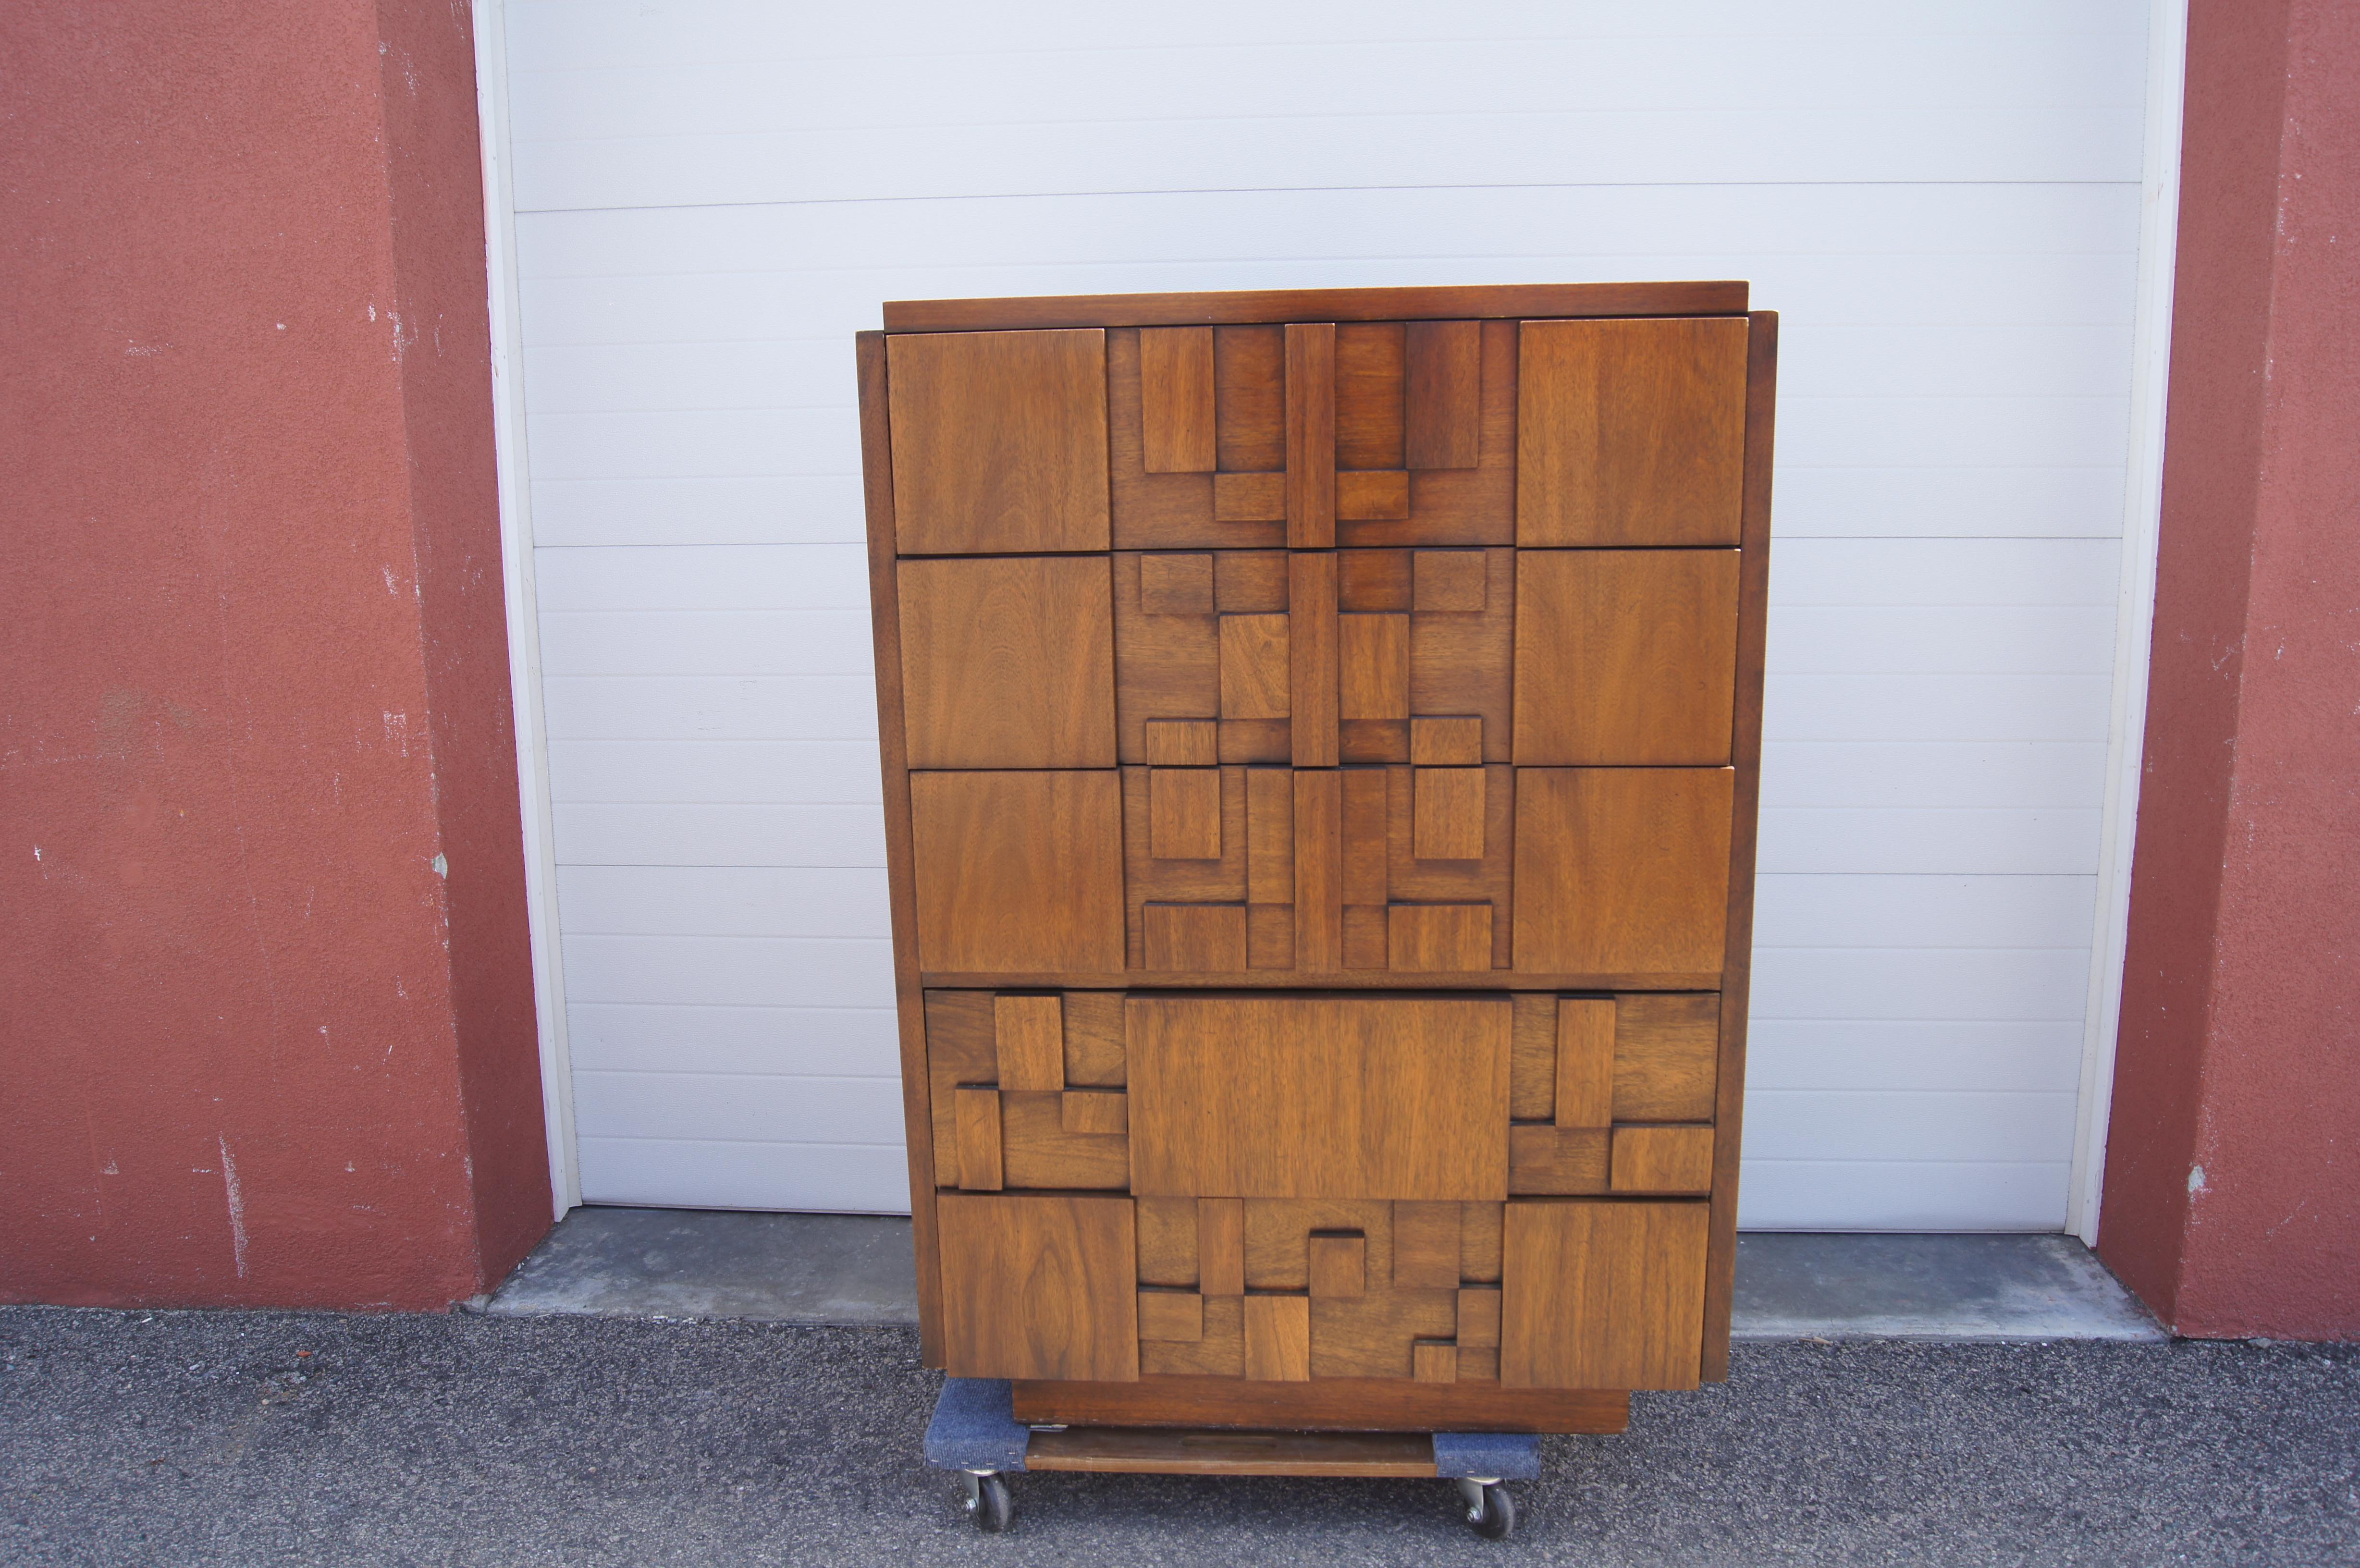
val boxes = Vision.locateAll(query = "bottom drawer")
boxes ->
[922,988,1721,1396]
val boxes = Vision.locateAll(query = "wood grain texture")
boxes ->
[1501,1200,1709,1391]
[1112,551,1218,762]
[1292,770,1343,972]
[1144,718,1219,766]
[1109,329,1266,551]
[1138,1289,1205,1343]
[1336,469,1410,521]
[1214,471,1286,522]
[994,993,1065,1092]
[954,1086,1003,1191]
[1384,763,1514,969]
[1413,1341,1459,1384]
[1702,311,1777,1383]
[884,282,1748,332]
[1610,1126,1716,1194]
[1461,1201,1505,1284]
[1614,993,1721,1123]
[1411,716,1482,766]
[1214,325,1286,472]
[1288,551,1340,766]
[1138,551,1214,615]
[1307,1233,1368,1298]
[1509,993,1558,1121]
[1412,768,1486,860]
[1334,322,1405,471]
[911,771,1125,973]
[1457,1286,1503,1350]
[856,332,945,1364]
[1001,1090,1130,1190]
[1061,1089,1129,1136]
[1516,317,1748,547]
[888,328,1109,554]
[1011,1375,1630,1434]
[937,1192,1139,1382]
[1507,1125,1610,1195]
[1555,998,1616,1128]
[1512,549,1740,765]
[1142,903,1248,972]
[1342,320,1517,548]
[1199,1197,1247,1297]
[1150,767,1224,860]
[1140,326,1216,473]
[1338,613,1409,721]
[1390,1201,1462,1290]
[898,555,1116,768]
[1136,1197,1200,1287]
[1122,766,1246,967]
[1386,903,1493,972]
[1126,995,1510,1199]
[1285,324,1337,550]
[1218,613,1291,720]
[1063,991,1126,1087]
[1413,549,1487,612]
[1408,548,1516,761]
[1406,320,1483,470]
[1244,1294,1313,1381]
[1025,1426,1433,1477]
[1512,768,1734,975]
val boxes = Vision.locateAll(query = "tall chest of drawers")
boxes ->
[859,283,1774,1434]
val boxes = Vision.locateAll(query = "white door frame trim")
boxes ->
[472,0,580,1218]
[2066,0,2187,1246]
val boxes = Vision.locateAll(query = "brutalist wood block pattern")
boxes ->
[860,284,1773,1427]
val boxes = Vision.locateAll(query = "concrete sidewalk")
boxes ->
[483,1207,2168,1343]
[3,1308,2354,1566]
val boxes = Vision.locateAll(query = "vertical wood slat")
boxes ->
[1292,770,1343,972]
[1701,310,1779,1383]
[1140,327,1217,473]
[1244,1294,1313,1381]
[955,1086,1004,1191]
[1289,551,1340,767]
[1406,320,1483,470]
[1286,323,1337,548]
[994,994,1066,1091]
[1554,997,1616,1129]
[1338,613,1409,720]
[1199,1197,1246,1295]
[854,331,946,1365]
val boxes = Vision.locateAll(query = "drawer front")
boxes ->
[925,989,1714,1390]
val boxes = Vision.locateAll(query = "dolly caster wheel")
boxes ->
[1457,1477,1515,1541]
[959,1470,1014,1533]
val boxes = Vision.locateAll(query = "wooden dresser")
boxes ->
[858,283,1773,1436]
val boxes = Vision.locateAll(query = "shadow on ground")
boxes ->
[4,1310,2353,1567]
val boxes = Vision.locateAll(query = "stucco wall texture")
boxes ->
[2102,0,2360,1339]
[0,1,550,1309]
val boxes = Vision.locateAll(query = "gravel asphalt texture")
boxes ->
[3,1308,2354,1567]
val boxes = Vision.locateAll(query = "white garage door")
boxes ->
[496,1,2162,1227]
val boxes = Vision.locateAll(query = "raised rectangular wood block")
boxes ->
[1610,1126,1716,1194]
[1501,1200,1708,1391]
[1244,1294,1312,1381]
[937,1192,1140,1383]
[1554,997,1615,1128]
[898,555,1116,769]
[1061,1089,1129,1136]
[993,993,1065,1092]
[1513,548,1740,765]
[1412,1341,1459,1384]
[1140,327,1216,473]
[1339,613,1409,720]
[1516,317,1746,547]
[1149,767,1223,860]
[1144,718,1219,766]
[1198,1198,1246,1297]
[1218,613,1291,719]
[1289,552,1340,766]
[1614,993,1722,1122]
[911,771,1126,973]
[1214,324,1285,473]
[1285,323,1336,549]
[887,328,1110,553]
[954,1086,1003,1192]
[1127,995,1511,1200]
[1307,1233,1367,1298]
[1405,320,1482,470]
[1138,1289,1205,1343]
[1512,768,1733,975]
[1413,767,1486,860]
[1410,715,1482,766]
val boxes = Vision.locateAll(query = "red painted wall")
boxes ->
[0,1,550,1309]
[2100,0,2360,1339]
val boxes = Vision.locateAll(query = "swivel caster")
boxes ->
[1457,1477,1515,1541]
[959,1469,1014,1533]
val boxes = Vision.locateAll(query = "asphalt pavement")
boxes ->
[3,1308,2353,1567]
